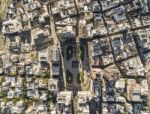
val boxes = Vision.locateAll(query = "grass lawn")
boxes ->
[66,46,73,61]
[0,76,5,84]
[0,35,4,49]
[0,13,4,31]
[40,71,49,78]
[66,70,73,85]
[77,71,84,84]
[80,46,84,61]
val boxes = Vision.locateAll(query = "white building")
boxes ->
[56,91,73,114]
[77,91,92,114]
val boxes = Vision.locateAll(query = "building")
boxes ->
[38,49,50,64]
[119,57,145,76]
[57,26,76,41]
[33,29,53,50]
[77,91,92,114]
[126,79,148,102]
[56,91,73,114]
[48,79,59,97]
[51,47,60,76]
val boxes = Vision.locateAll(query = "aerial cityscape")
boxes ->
[0,0,150,114]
